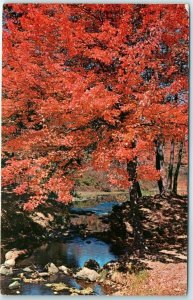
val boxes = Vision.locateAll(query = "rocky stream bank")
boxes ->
[1,192,188,295]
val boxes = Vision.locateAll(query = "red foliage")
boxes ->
[2,4,188,209]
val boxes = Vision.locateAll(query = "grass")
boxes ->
[135,270,149,282]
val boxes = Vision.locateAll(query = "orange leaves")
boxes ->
[23,195,46,211]
[67,83,119,128]
[2,4,188,209]
[2,125,17,135]
[45,176,74,203]
[84,48,115,65]
[102,109,120,125]
[137,165,160,181]
[108,168,130,189]
[13,182,28,195]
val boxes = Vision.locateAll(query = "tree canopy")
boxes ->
[2,4,189,210]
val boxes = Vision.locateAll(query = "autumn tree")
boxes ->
[2,3,188,218]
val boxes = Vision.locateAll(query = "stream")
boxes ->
[1,196,125,295]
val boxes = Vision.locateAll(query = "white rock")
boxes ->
[0,265,13,276]
[4,259,15,267]
[74,267,100,282]
[9,281,20,290]
[5,249,17,260]
[23,267,33,273]
[5,249,27,261]
[59,265,70,275]
[38,272,50,277]
[46,263,59,274]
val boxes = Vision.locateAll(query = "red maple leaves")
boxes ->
[2,4,188,209]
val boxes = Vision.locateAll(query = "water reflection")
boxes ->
[70,201,121,215]
[18,236,118,269]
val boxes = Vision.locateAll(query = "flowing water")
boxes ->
[1,197,125,295]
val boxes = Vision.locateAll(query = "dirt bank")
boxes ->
[103,261,187,296]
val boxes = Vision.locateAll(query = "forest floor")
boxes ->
[103,260,187,296]
[100,193,188,296]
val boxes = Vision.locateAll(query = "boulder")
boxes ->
[74,267,100,282]
[80,287,93,295]
[30,272,39,279]
[4,259,15,268]
[5,249,17,260]
[5,249,27,261]
[84,259,100,271]
[23,267,33,273]
[46,283,69,292]
[45,263,59,274]
[38,272,50,277]
[58,265,70,275]
[0,265,13,276]
[70,293,79,296]
[9,281,20,290]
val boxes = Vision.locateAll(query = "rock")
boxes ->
[5,249,17,260]
[80,287,94,295]
[38,272,50,277]
[30,212,53,228]
[19,273,24,279]
[45,263,59,274]
[70,293,79,296]
[70,288,80,294]
[84,259,100,271]
[9,281,20,290]
[23,267,33,273]
[86,240,91,244]
[74,267,100,282]
[4,259,15,268]
[24,277,46,283]
[47,213,54,222]
[16,291,20,294]
[0,265,13,276]
[5,249,27,261]
[124,222,133,234]
[46,283,70,292]
[58,265,70,275]
[30,272,39,279]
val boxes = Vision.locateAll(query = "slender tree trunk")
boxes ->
[127,159,143,255]
[127,160,142,198]
[167,139,175,191]
[156,139,166,194]
[172,141,183,195]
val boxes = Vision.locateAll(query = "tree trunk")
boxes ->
[172,141,183,195]
[156,139,166,194]
[127,160,142,198]
[127,159,143,255]
[167,140,175,191]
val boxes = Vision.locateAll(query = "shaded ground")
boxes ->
[99,194,188,296]
[103,261,187,296]
[1,192,71,254]
[109,195,187,262]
